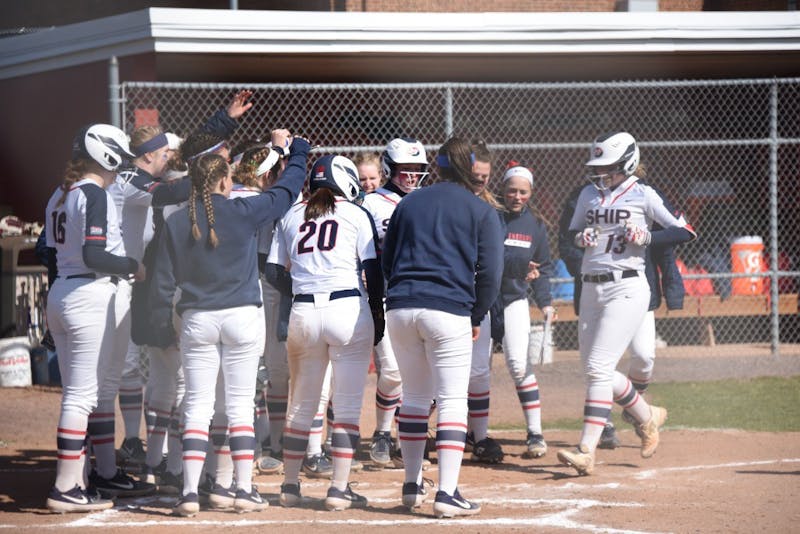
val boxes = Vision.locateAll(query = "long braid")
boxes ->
[202,173,219,248]
[189,185,201,241]
[188,154,227,247]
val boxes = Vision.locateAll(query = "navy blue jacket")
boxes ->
[381,181,503,326]
[496,207,553,309]
[148,139,309,346]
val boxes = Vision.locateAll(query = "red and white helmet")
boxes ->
[72,123,135,171]
[585,131,640,190]
[382,137,429,193]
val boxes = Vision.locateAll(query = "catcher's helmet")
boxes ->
[310,154,362,202]
[381,137,429,192]
[72,124,135,171]
[585,131,640,190]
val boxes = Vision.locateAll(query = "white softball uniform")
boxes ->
[268,198,377,489]
[361,186,402,246]
[361,188,404,432]
[45,179,128,491]
[568,175,691,452]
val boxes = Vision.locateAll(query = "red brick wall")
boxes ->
[660,0,704,10]
[703,0,789,9]
[344,0,617,11]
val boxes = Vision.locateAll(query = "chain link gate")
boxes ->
[120,79,800,363]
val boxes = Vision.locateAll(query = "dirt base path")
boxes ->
[2,347,799,533]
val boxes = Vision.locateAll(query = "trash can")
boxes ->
[0,336,32,387]
[730,236,765,295]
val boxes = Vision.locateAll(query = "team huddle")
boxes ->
[41,91,696,518]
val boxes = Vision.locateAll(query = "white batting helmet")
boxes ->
[585,131,640,189]
[381,137,429,192]
[310,154,362,202]
[72,123,135,171]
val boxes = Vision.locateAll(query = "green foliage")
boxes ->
[543,376,800,432]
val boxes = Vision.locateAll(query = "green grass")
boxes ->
[543,376,800,432]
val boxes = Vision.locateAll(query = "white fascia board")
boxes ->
[0,9,155,78]
[1,8,799,79]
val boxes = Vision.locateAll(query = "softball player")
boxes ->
[557,131,696,475]
[85,125,181,500]
[231,135,293,477]
[354,152,382,194]
[465,141,505,464]
[45,124,145,513]
[490,164,554,459]
[108,127,186,476]
[361,137,428,468]
[382,136,503,518]
[149,136,309,517]
[268,154,383,511]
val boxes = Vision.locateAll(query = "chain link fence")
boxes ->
[121,79,800,359]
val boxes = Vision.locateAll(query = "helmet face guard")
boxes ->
[585,164,625,191]
[393,169,429,193]
[382,137,429,192]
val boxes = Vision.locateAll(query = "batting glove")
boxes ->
[574,227,599,248]
[624,220,652,246]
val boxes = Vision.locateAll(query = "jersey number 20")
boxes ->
[297,220,339,254]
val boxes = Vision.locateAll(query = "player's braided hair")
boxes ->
[56,159,93,207]
[438,136,476,191]
[180,131,226,165]
[188,154,227,248]
[233,145,271,189]
[305,188,337,221]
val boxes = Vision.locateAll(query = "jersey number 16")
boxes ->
[51,211,66,244]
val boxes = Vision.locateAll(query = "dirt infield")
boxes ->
[2,346,799,533]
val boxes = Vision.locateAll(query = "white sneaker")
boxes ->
[557,444,595,475]
[640,406,668,458]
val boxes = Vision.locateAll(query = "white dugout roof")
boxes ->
[1,9,799,81]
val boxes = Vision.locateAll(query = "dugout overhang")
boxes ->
[1,8,799,81]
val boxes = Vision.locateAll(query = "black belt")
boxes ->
[293,289,360,303]
[63,273,119,285]
[582,270,639,284]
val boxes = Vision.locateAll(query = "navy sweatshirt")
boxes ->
[148,139,309,343]
[497,208,553,309]
[381,181,503,326]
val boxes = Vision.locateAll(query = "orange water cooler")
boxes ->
[730,236,766,295]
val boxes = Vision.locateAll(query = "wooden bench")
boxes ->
[533,293,799,346]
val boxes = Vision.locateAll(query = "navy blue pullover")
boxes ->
[381,181,503,326]
[497,208,553,309]
[148,139,309,344]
